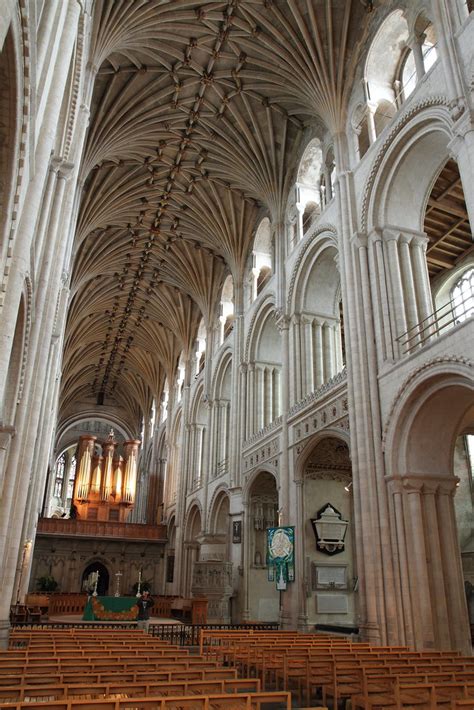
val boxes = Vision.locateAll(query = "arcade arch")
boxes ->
[385,363,474,652]
[366,108,473,359]
[245,471,279,622]
[295,435,355,630]
[289,237,345,403]
[183,503,202,597]
[246,305,282,437]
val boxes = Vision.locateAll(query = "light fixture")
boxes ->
[344,481,353,492]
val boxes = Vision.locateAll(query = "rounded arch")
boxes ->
[243,467,279,504]
[184,499,203,541]
[294,427,351,483]
[244,294,276,362]
[0,17,28,274]
[384,359,474,478]
[211,349,233,400]
[288,229,339,314]
[362,99,452,233]
[287,225,338,311]
[81,560,110,596]
[208,486,230,535]
[365,9,409,106]
[246,300,280,364]
[55,414,131,458]
[189,381,206,424]
[1,290,26,425]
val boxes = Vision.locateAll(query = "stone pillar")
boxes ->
[315,321,323,387]
[241,500,251,621]
[385,231,408,348]
[247,364,255,437]
[295,479,308,631]
[398,234,420,341]
[411,234,434,333]
[366,102,378,145]
[304,319,314,394]
[448,118,474,235]
[387,474,471,652]
[407,32,426,82]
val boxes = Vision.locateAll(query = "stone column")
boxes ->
[384,230,407,354]
[315,321,323,387]
[247,364,255,437]
[448,119,474,236]
[404,479,435,649]
[241,500,251,621]
[407,32,426,81]
[437,479,471,653]
[304,319,314,394]
[398,234,420,343]
[276,314,293,628]
[295,479,308,631]
[411,234,434,335]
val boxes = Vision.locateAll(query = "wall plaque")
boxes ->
[312,563,347,590]
[316,593,348,614]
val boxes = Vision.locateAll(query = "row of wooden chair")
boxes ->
[0,690,292,710]
[2,629,294,710]
[199,629,474,709]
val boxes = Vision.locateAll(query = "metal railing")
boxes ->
[396,292,473,355]
[11,621,280,647]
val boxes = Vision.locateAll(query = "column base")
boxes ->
[297,614,310,633]
[358,621,381,645]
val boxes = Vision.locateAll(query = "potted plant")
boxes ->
[36,575,59,593]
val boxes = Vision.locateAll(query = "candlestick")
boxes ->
[114,570,123,597]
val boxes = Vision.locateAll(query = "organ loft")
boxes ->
[72,431,141,523]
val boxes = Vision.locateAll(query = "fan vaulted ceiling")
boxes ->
[61,0,373,429]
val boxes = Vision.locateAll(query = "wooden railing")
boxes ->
[48,594,88,616]
[36,517,167,541]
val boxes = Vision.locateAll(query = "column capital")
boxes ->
[351,231,369,248]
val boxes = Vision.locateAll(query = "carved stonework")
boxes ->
[243,436,280,472]
[191,560,233,623]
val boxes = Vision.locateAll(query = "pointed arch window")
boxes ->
[451,267,474,323]
[54,453,66,498]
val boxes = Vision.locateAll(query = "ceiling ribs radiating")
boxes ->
[61,1,374,427]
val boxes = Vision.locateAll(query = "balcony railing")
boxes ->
[37,517,167,542]
[396,292,473,355]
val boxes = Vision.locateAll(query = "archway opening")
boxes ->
[184,505,202,596]
[389,371,473,652]
[247,471,279,621]
[301,437,355,631]
[82,562,109,596]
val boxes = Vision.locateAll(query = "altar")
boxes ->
[82,596,138,621]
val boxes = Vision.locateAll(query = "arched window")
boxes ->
[400,48,417,100]
[220,274,234,344]
[160,380,169,423]
[295,139,322,238]
[54,453,66,498]
[451,268,474,323]
[250,218,272,302]
[67,455,76,500]
[195,318,206,376]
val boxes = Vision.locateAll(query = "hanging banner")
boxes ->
[266,526,295,590]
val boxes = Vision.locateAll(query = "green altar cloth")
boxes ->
[82,596,139,621]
